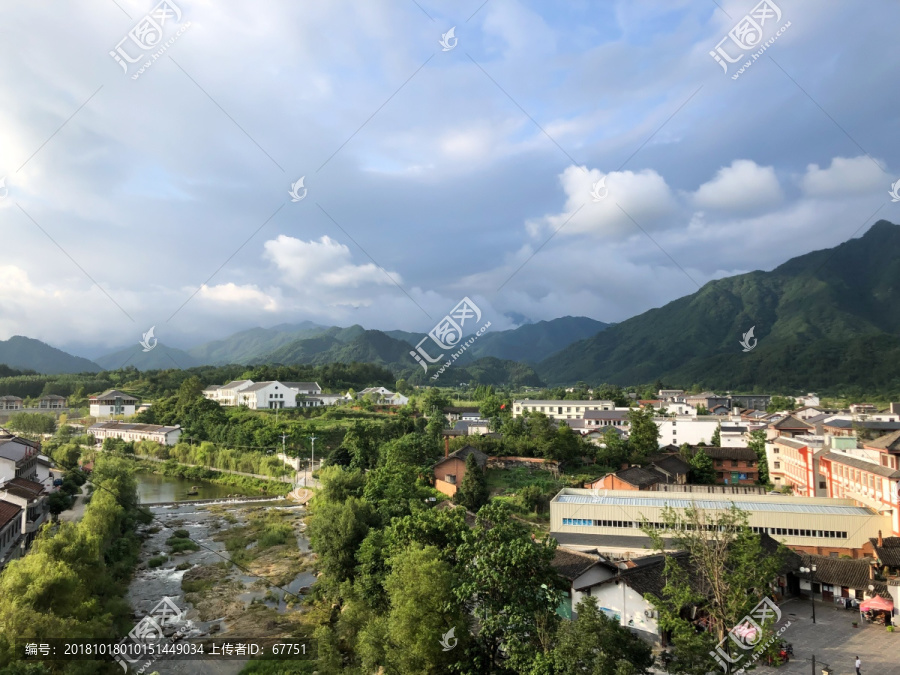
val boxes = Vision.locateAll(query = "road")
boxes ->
[58,483,90,523]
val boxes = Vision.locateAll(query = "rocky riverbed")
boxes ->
[126,499,317,675]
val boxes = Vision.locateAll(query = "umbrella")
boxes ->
[859,596,894,612]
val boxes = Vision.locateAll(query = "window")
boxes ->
[445,474,456,485]
[773,448,779,453]
[774,462,781,469]
[819,481,826,489]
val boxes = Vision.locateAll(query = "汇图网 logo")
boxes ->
[739,326,757,352]
[438,627,458,651]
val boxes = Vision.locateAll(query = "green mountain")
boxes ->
[187,321,330,364]
[262,329,543,387]
[0,336,101,374]
[469,316,608,362]
[94,343,201,371]
[537,220,900,393]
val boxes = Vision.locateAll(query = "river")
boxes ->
[136,472,255,503]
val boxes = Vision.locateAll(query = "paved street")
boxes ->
[753,598,900,675]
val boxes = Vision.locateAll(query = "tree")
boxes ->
[747,429,769,485]
[453,453,488,512]
[711,423,721,447]
[551,596,654,675]
[627,408,659,462]
[422,388,450,416]
[643,505,786,675]
[766,396,795,413]
[306,496,376,583]
[689,449,716,484]
[454,502,561,673]
[378,545,467,674]
[46,492,73,518]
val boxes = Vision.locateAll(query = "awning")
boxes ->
[859,596,894,612]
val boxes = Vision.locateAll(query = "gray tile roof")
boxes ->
[90,389,137,401]
[615,466,665,487]
[0,441,31,462]
[820,452,900,478]
[796,553,889,598]
[869,536,900,567]
[691,446,757,461]
[551,547,603,581]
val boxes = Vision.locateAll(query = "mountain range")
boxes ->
[537,220,900,392]
[4,221,900,393]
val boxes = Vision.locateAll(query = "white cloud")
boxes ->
[264,235,401,289]
[527,165,678,238]
[692,160,783,211]
[195,283,279,311]
[800,156,887,197]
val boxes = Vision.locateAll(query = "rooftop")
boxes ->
[90,389,138,401]
[553,488,877,516]
[820,452,900,479]
[0,501,21,529]
[89,422,180,433]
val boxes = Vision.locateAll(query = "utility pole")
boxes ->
[308,434,317,486]
[811,654,815,675]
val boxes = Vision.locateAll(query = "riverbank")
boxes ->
[129,458,293,498]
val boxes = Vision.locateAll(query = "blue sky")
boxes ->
[1,0,899,356]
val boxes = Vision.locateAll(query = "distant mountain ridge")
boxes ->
[537,220,900,392]
[0,336,100,374]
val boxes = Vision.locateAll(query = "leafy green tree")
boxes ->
[643,506,786,675]
[422,388,450,415]
[453,453,488,512]
[747,429,769,484]
[46,491,73,518]
[307,496,376,583]
[689,449,716,484]
[551,596,654,675]
[377,545,467,674]
[597,428,629,469]
[627,408,659,462]
[711,423,721,447]
[766,396,796,413]
[454,502,561,673]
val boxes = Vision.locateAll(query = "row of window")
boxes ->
[561,518,848,539]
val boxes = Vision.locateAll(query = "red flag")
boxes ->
[500,404,506,409]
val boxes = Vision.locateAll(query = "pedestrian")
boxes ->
[855,656,861,675]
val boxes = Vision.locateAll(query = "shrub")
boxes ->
[172,529,190,539]
[148,555,168,568]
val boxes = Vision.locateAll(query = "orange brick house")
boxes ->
[434,445,488,498]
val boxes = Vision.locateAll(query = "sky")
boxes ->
[1,0,899,358]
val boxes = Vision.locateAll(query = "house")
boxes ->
[203,380,254,406]
[796,393,821,407]
[0,438,39,482]
[648,453,691,485]
[694,446,760,485]
[793,553,890,604]
[0,396,23,411]
[869,532,900,576]
[731,394,772,412]
[451,420,492,436]
[282,382,322,396]
[236,381,297,409]
[433,445,487,497]
[685,393,730,412]
[512,400,615,420]
[655,416,721,447]
[357,387,409,406]
[767,436,827,496]
[37,395,66,410]
[0,501,23,570]
[719,425,748,447]
[768,414,814,441]
[0,477,48,563]
[89,421,182,446]
[818,452,900,537]
[583,409,630,429]
[658,389,685,399]
[588,466,666,491]
[443,406,481,424]
[550,547,608,619]
[89,390,138,418]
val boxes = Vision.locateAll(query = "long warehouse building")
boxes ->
[551,488,889,559]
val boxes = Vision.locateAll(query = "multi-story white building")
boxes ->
[0,477,47,570]
[90,421,182,446]
[0,436,38,483]
[512,400,616,420]
[89,390,138,418]
[654,416,721,447]
[204,380,324,408]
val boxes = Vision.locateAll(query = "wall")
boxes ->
[588,582,660,641]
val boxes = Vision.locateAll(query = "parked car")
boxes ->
[52,478,64,486]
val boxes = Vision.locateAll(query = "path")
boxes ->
[130,454,294,483]
[58,483,90,523]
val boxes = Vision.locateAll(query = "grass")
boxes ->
[147,555,168,568]
[167,536,201,553]
[172,528,190,538]
[485,467,564,494]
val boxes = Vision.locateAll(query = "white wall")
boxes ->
[655,417,721,447]
[588,582,660,639]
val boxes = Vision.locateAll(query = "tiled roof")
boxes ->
[0,501,22,528]
[442,406,480,414]
[90,422,179,434]
[650,454,692,477]
[820,452,900,478]
[586,552,695,598]
[4,478,44,496]
[865,430,900,453]
[551,547,603,580]
[771,415,813,430]
[282,382,321,390]
[0,441,32,462]
[691,446,757,461]
[90,389,137,401]
[796,553,889,598]
[869,536,900,567]
[435,445,488,469]
[615,466,665,487]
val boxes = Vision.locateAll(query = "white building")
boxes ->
[512,400,616,420]
[204,380,325,408]
[0,437,39,483]
[89,390,138,418]
[90,421,182,446]
[0,477,47,569]
[357,387,409,406]
[654,416,722,447]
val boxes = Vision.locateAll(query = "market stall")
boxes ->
[859,596,894,625]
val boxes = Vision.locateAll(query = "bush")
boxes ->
[148,555,168,568]
[258,522,294,549]
[167,538,200,553]
[172,529,190,539]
